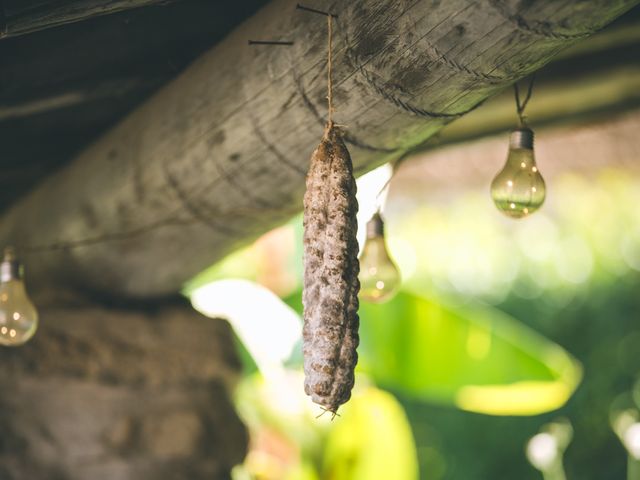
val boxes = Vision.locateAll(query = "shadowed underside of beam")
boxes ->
[0,0,637,299]
[0,0,178,38]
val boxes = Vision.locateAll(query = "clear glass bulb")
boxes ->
[0,248,38,347]
[359,213,401,303]
[491,128,546,219]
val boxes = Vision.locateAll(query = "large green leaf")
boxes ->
[322,388,419,480]
[233,374,418,480]
[196,278,581,416]
[357,292,582,415]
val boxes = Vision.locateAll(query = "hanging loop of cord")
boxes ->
[514,74,536,127]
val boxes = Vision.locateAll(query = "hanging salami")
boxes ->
[302,123,360,414]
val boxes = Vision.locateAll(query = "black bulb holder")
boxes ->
[510,127,534,150]
[0,247,22,282]
[366,213,385,239]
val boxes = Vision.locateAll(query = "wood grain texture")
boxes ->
[0,1,268,210]
[0,0,637,299]
[0,0,177,38]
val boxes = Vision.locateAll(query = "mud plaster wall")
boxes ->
[0,299,247,480]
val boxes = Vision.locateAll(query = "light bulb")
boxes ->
[526,432,558,471]
[0,247,38,347]
[490,128,546,219]
[358,213,401,303]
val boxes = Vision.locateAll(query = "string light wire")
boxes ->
[514,74,536,127]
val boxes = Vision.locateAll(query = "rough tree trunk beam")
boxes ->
[0,0,637,299]
[0,0,178,39]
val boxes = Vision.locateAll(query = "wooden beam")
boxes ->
[556,20,640,59]
[0,0,637,299]
[0,1,268,209]
[0,0,179,39]
[0,77,160,121]
[420,59,640,148]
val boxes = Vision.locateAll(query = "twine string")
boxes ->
[12,202,301,255]
[514,73,536,127]
[327,13,333,126]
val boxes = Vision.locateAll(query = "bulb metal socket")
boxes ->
[510,128,534,150]
[1,248,23,282]
[366,213,385,239]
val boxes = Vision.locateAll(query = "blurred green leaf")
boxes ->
[357,292,582,415]
[234,372,330,459]
[322,387,419,480]
[280,288,581,415]
[234,373,418,480]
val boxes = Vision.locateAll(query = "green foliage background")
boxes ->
[188,170,640,479]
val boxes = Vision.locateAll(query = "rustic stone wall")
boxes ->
[0,298,247,480]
